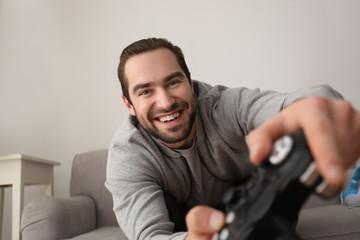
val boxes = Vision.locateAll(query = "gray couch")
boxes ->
[21,149,360,240]
[21,149,126,240]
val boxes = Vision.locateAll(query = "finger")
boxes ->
[299,100,345,186]
[247,129,274,165]
[247,107,299,164]
[306,132,345,186]
[186,206,225,240]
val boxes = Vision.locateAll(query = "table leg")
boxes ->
[44,170,54,196]
[44,183,53,196]
[12,182,24,240]
[0,187,4,240]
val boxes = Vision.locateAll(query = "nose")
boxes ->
[156,89,175,110]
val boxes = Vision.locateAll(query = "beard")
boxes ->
[135,97,197,145]
[148,108,196,144]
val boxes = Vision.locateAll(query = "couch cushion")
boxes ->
[67,227,127,240]
[70,149,118,227]
[302,193,340,209]
[297,205,360,239]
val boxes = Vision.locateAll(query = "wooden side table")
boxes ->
[0,154,60,240]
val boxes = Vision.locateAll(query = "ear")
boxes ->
[189,74,194,94]
[122,95,136,116]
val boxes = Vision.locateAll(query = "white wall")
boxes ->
[0,0,359,239]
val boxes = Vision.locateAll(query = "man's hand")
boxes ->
[185,206,225,240]
[247,97,360,186]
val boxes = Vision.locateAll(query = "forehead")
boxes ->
[124,48,182,87]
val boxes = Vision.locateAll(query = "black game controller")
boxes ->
[216,131,340,240]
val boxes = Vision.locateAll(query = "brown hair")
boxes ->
[117,38,191,103]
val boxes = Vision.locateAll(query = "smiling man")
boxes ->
[122,48,197,149]
[106,38,360,240]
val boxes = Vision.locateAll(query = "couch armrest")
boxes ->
[297,205,360,239]
[21,195,96,240]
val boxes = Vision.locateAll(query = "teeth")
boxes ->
[159,112,180,122]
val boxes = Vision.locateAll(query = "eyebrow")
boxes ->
[132,71,185,95]
[132,82,152,95]
[164,71,184,82]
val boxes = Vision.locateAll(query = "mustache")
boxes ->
[149,101,188,119]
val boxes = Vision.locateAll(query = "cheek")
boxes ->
[175,88,193,101]
[183,90,196,105]
[133,101,151,119]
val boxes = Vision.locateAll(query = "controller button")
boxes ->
[316,180,340,198]
[226,211,235,224]
[299,162,319,187]
[212,233,219,240]
[269,135,293,165]
[223,188,237,205]
[219,228,230,240]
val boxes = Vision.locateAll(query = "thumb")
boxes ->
[186,206,225,240]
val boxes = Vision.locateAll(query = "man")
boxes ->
[106,38,360,240]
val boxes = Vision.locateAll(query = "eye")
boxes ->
[139,89,151,96]
[168,80,180,87]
